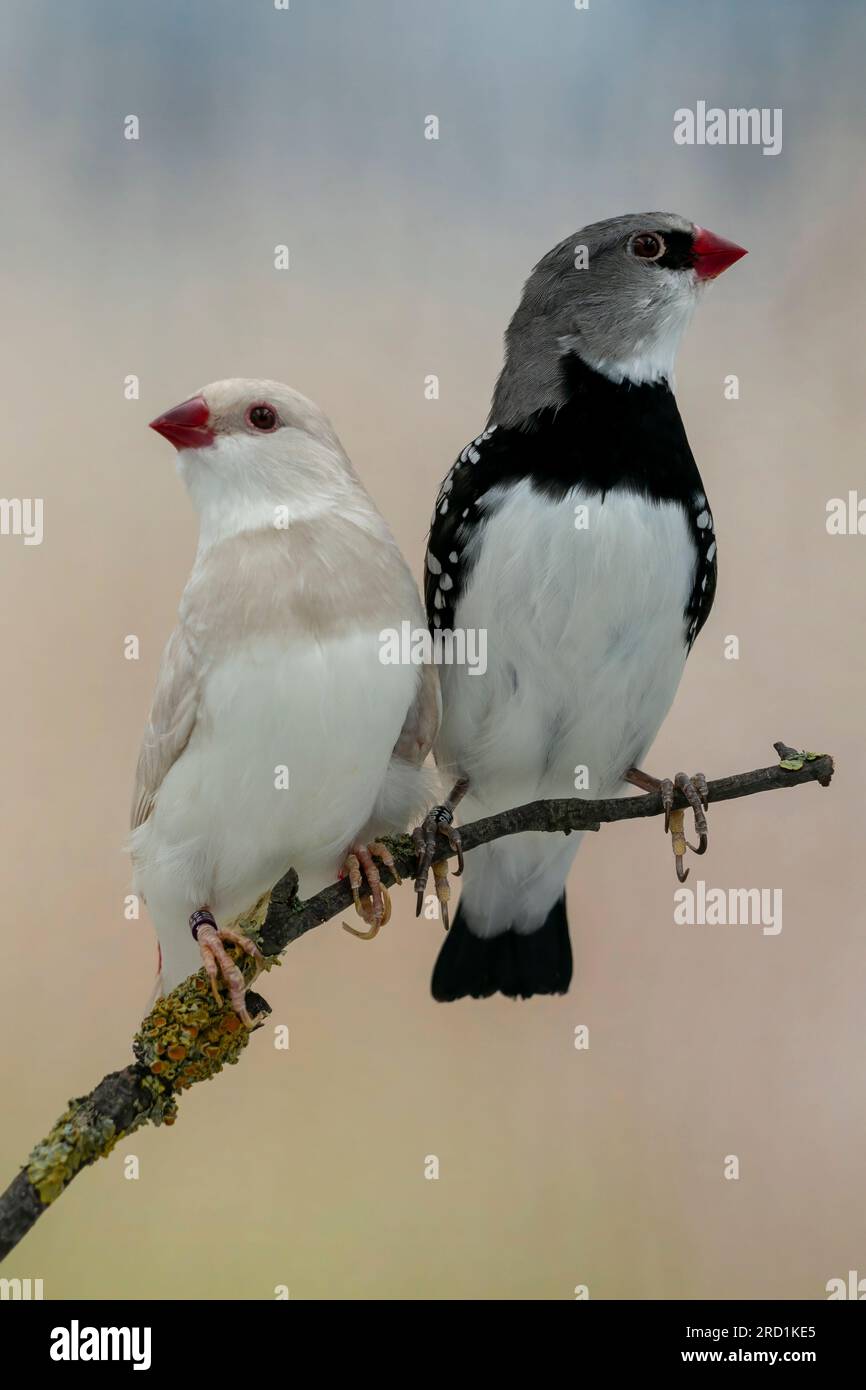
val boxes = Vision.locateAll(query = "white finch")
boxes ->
[131,379,438,1020]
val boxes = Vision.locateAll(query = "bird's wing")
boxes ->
[425,425,501,632]
[130,624,201,831]
[392,660,441,765]
[685,502,718,650]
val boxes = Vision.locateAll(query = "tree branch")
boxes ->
[0,741,833,1262]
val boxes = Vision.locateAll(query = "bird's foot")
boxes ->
[189,908,264,1027]
[340,841,400,940]
[626,768,709,883]
[412,801,465,932]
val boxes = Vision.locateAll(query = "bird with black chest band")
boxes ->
[131,378,439,1021]
[413,213,746,1003]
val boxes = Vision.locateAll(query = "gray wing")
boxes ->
[130,624,201,831]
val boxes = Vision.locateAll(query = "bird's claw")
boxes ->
[627,764,709,883]
[412,806,463,932]
[411,777,469,931]
[340,842,397,941]
[663,772,709,881]
[668,808,689,882]
[195,922,263,1027]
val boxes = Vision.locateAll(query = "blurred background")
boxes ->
[1,0,864,1300]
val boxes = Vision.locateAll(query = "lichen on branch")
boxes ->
[0,742,834,1262]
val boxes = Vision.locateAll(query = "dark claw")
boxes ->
[412,804,464,924]
[660,777,674,834]
[413,811,449,910]
[447,824,464,877]
[630,764,709,884]
[675,772,709,854]
[411,779,469,923]
[412,826,428,917]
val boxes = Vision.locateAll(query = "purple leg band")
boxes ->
[189,908,217,941]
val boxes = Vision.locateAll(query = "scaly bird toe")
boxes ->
[189,910,263,1027]
[675,770,709,853]
[626,765,711,884]
[341,842,395,941]
[412,807,464,929]
[431,858,453,931]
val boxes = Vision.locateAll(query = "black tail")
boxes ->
[431,894,572,1002]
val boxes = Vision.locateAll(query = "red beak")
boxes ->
[692,227,747,280]
[149,395,214,450]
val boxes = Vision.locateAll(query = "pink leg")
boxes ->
[340,841,401,940]
[189,909,264,1025]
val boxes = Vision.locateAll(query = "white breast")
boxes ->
[133,630,420,975]
[436,478,696,805]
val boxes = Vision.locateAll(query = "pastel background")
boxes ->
[1,0,863,1299]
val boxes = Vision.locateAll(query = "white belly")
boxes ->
[133,631,419,984]
[437,479,695,808]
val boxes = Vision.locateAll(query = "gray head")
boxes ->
[491,212,746,426]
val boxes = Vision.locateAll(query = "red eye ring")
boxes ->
[246,402,279,431]
[631,232,665,261]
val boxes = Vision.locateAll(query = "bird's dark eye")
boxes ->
[247,403,278,431]
[631,232,665,261]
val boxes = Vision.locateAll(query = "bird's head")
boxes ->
[492,212,746,425]
[150,378,356,541]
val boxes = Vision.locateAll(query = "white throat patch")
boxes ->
[571,269,701,387]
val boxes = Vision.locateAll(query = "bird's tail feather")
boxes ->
[431,893,572,1002]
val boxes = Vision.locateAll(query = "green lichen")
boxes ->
[138,1074,179,1126]
[380,833,414,861]
[229,891,273,943]
[132,949,268,1094]
[779,750,824,771]
[27,1107,123,1206]
[24,918,275,1208]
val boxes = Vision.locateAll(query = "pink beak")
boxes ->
[149,395,214,450]
[691,227,747,280]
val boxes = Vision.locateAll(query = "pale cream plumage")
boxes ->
[130,379,438,999]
